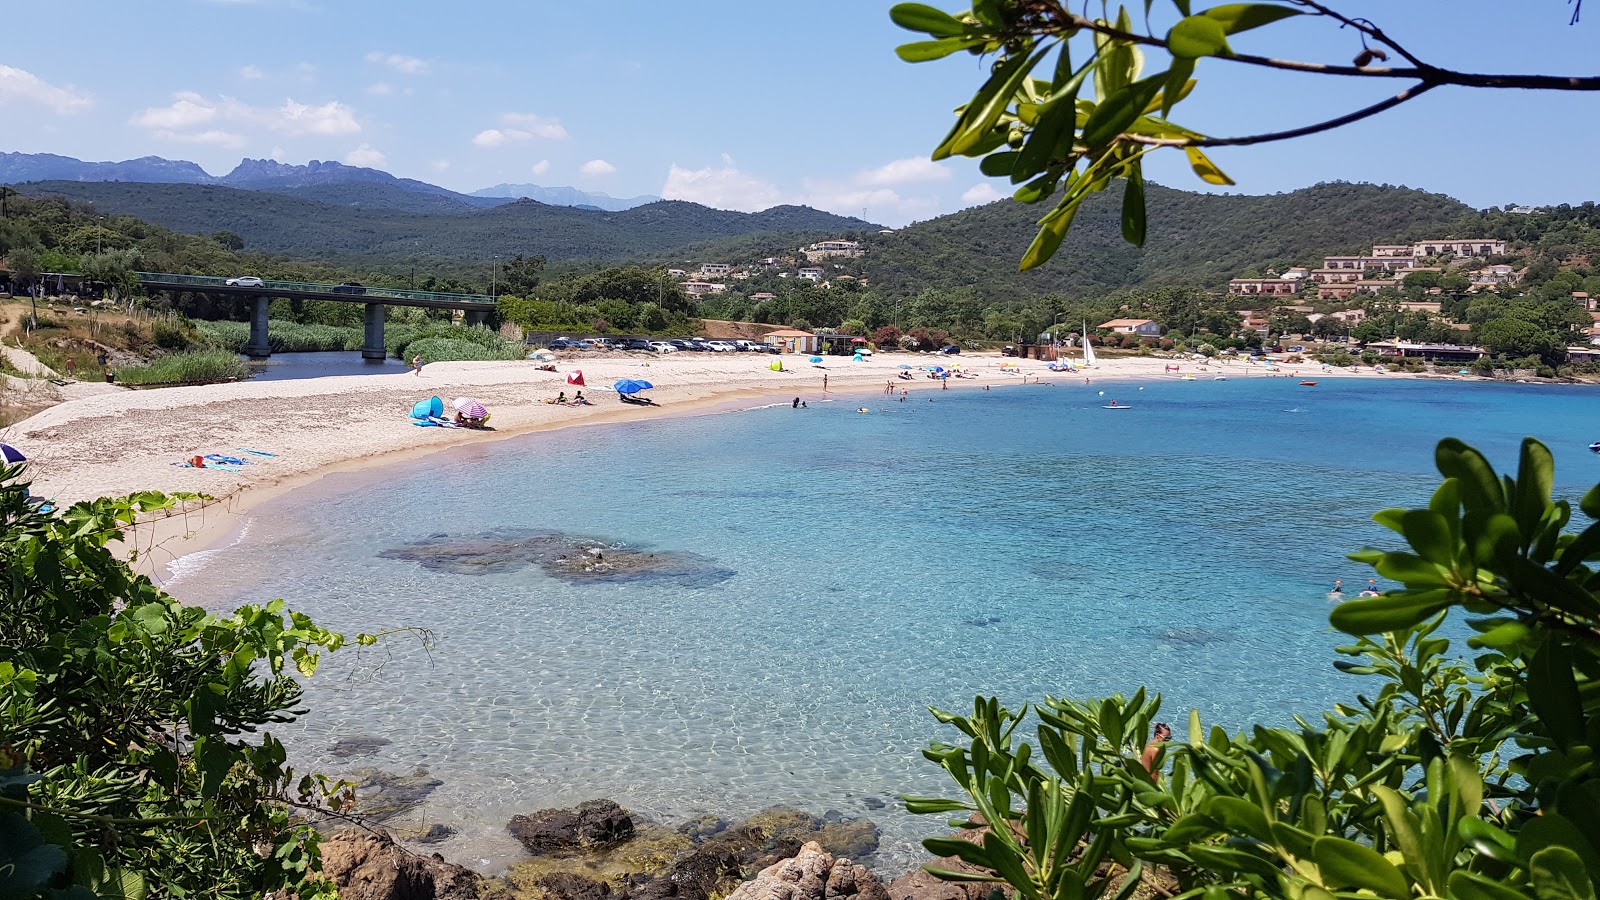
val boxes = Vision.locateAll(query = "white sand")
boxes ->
[5,350,1432,569]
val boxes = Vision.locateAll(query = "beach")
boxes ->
[7,349,1435,572]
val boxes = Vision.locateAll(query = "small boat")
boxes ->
[1299,380,1318,386]
[1103,403,1132,410]
[1589,441,1600,453]
[1213,375,1226,381]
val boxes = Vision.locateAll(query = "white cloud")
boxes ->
[365,52,430,75]
[239,64,264,80]
[269,145,288,161]
[365,81,393,96]
[579,159,616,177]
[531,159,550,176]
[432,158,451,172]
[0,64,91,115]
[471,112,568,148]
[153,129,247,149]
[661,157,789,212]
[961,182,1003,205]
[859,157,951,187]
[130,91,361,143]
[344,143,387,167]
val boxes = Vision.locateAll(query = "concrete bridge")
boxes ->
[135,272,496,359]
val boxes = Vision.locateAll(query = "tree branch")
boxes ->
[1124,81,1438,148]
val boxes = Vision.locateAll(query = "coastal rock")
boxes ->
[675,814,730,843]
[809,820,879,860]
[331,734,394,759]
[887,821,1004,900]
[392,823,459,844]
[536,872,621,900]
[319,830,505,900]
[344,767,444,823]
[380,529,733,587]
[723,841,888,900]
[508,799,637,854]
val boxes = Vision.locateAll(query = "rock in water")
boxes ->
[320,830,506,900]
[509,799,637,854]
[380,529,734,587]
[723,841,888,900]
[330,734,393,759]
[342,768,444,823]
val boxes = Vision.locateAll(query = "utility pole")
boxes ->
[492,255,498,297]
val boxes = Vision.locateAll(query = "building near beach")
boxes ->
[1228,277,1302,296]
[765,329,821,354]
[1365,340,1486,362]
[1412,239,1506,258]
[1098,318,1161,336]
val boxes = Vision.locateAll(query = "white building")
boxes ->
[797,267,824,281]
[700,263,733,276]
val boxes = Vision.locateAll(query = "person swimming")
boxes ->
[1359,579,1380,597]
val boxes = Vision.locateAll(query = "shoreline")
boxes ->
[6,350,1478,579]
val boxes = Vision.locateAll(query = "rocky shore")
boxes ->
[318,797,999,900]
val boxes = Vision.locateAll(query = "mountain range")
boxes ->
[0,152,651,213]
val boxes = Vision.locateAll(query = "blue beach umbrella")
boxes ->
[613,379,654,395]
[898,364,912,370]
[809,356,824,363]
[0,443,25,464]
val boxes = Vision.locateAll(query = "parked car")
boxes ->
[704,340,738,352]
[588,337,617,349]
[668,339,695,351]
[622,339,654,351]
[1001,346,1017,357]
[332,281,365,295]
[732,340,758,351]
[1287,345,1305,352]
[547,338,577,349]
[226,276,264,287]
[938,345,962,354]
[648,341,678,353]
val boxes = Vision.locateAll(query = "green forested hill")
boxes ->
[12,182,873,265]
[859,182,1476,301]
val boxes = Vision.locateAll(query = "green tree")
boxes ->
[1478,316,1564,363]
[892,1,1600,269]
[500,253,547,297]
[0,469,378,898]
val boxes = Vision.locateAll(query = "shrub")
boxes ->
[114,350,251,385]
[403,337,523,364]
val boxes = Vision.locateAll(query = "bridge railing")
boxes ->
[135,272,496,306]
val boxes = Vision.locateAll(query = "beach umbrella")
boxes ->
[0,443,25,464]
[851,337,867,343]
[613,379,653,395]
[898,364,912,370]
[567,370,585,386]
[452,397,489,418]
[809,356,824,363]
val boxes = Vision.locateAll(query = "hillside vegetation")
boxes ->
[14,181,873,266]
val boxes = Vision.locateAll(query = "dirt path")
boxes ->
[0,304,59,378]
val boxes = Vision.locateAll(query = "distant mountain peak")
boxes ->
[0,151,215,185]
[469,182,660,212]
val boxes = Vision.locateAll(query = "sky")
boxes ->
[2,0,1597,226]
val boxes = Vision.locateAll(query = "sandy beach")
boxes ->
[5,350,1427,571]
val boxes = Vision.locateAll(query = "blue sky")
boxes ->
[1,0,1595,225]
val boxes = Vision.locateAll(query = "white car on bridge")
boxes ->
[226,276,264,287]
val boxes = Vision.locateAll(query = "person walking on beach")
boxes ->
[941,378,948,391]
[411,353,423,376]
[885,381,893,395]
[793,397,800,409]
[823,373,829,393]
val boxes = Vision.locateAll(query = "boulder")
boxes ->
[508,799,636,854]
[319,830,506,900]
[723,841,888,900]
[331,735,394,759]
[536,873,620,900]
[392,823,459,845]
[344,768,444,823]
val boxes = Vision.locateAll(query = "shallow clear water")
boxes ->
[243,351,408,381]
[166,377,1600,873]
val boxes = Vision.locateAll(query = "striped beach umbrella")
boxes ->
[452,397,489,418]
[0,443,24,464]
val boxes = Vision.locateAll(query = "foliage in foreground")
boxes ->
[0,468,374,898]
[111,349,252,386]
[913,437,1598,900]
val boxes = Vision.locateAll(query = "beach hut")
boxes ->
[764,329,821,355]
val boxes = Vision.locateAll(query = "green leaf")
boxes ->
[1082,74,1165,150]
[1530,847,1596,900]
[1204,796,1271,842]
[0,812,69,898]
[924,836,994,868]
[1519,815,1600,880]
[1437,438,1506,515]
[1183,147,1234,185]
[898,38,981,62]
[1528,644,1586,750]
[934,45,1051,159]
[1162,58,1195,117]
[1167,15,1230,59]
[1013,63,1091,181]
[1458,817,1520,866]
[904,796,974,815]
[1202,3,1304,35]
[889,3,969,37]
[1329,591,1452,635]
[1581,483,1600,519]
[1020,195,1079,270]
[1313,836,1411,897]
[1401,509,1456,566]
[1515,438,1556,532]
[980,151,1020,177]
[96,868,150,900]
[1450,870,1535,900]
[1121,165,1147,246]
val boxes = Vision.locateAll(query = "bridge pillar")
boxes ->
[363,302,387,361]
[464,309,489,328]
[245,295,271,358]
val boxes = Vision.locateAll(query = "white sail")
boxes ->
[1082,321,1098,367]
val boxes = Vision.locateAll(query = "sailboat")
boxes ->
[1081,322,1098,368]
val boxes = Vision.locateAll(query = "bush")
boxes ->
[193,320,362,353]
[385,322,514,360]
[403,336,523,364]
[1322,350,1354,366]
[114,350,251,385]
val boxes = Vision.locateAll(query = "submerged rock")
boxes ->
[379,529,734,587]
[343,767,444,823]
[392,822,459,844]
[330,734,393,759]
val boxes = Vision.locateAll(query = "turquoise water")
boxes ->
[166,377,1600,873]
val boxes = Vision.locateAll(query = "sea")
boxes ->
[164,375,1600,874]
